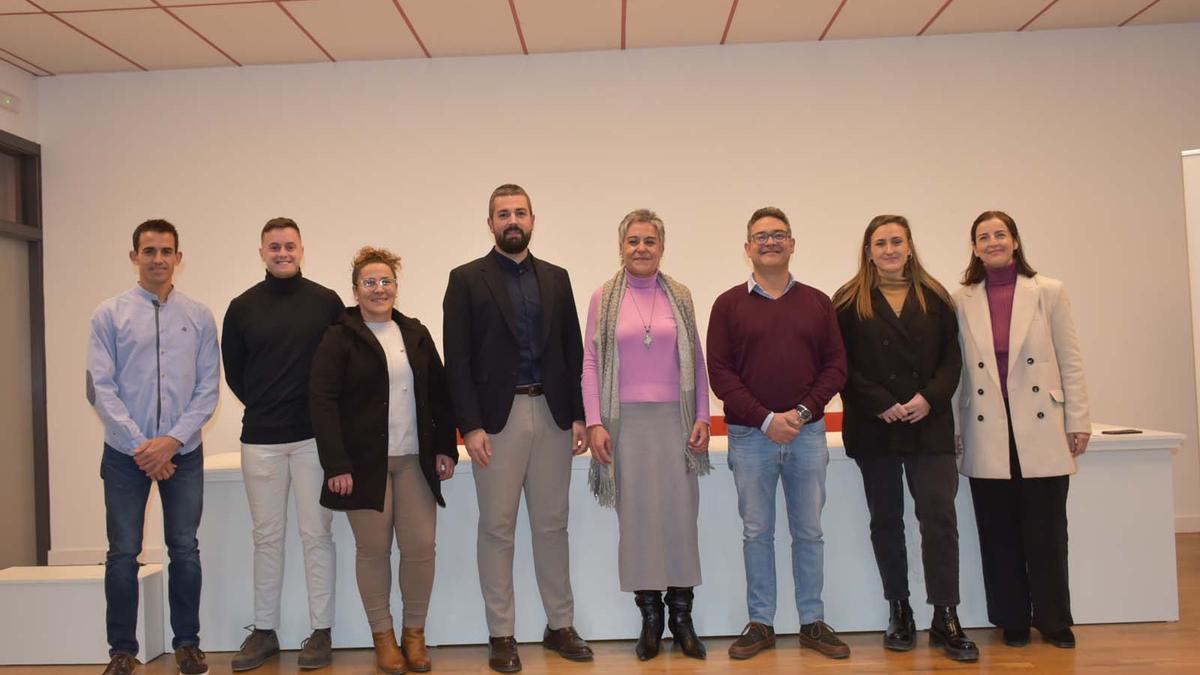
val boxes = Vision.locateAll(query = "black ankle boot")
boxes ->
[929,605,979,662]
[633,591,665,660]
[883,600,916,651]
[665,587,706,659]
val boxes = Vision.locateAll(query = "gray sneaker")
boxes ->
[298,628,333,670]
[174,645,208,675]
[231,627,279,671]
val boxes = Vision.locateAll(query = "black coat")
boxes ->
[309,307,457,510]
[837,287,962,458]
[442,252,585,435]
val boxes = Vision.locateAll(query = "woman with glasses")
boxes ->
[833,215,977,662]
[953,211,1089,650]
[310,246,457,674]
[582,209,711,661]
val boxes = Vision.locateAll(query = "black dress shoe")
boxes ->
[665,587,707,659]
[542,625,593,661]
[634,591,665,660]
[488,636,521,673]
[929,606,979,662]
[884,600,916,651]
[1041,627,1076,649]
[1003,627,1031,647]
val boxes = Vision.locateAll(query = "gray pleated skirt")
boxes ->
[614,401,702,592]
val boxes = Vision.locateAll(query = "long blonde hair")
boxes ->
[833,215,953,320]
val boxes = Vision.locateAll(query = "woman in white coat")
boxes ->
[953,211,1090,650]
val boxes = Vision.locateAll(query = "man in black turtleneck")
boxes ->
[221,217,344,671]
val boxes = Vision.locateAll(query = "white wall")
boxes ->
[37,23,1200,560]
[0,61,38,142]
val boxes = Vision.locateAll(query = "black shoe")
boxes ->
[1003,627,1030,647]
[883,600,916,651]
[1042,627,1076,649]
[231,627,279,671]
[634,591,665,661]
[929,606,979,662]
[665,586,706,659]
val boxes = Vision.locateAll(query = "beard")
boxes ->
[494,226,531,254]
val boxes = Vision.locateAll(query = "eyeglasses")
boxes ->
[359,277,396,290]
[750,230,791,245]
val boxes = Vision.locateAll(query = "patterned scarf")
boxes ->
[587,269,712,507]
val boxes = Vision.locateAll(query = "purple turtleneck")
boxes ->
[984,262,1019,399]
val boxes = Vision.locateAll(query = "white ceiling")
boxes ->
[0,0,1197,77]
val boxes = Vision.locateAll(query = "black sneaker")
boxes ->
[102,653,140,675]
[231,627,279,671]
[174,645,208,675]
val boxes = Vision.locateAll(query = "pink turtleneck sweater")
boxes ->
[581,273,710,427]
[984,262,1019,399]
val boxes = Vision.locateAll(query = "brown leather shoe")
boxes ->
[372,630,407,674]
[542,625,594,661]
[728,621,776,659]
[102,653,140,675]
[799,620,851,659]
[488,636,521,673]
[401,627,431,672]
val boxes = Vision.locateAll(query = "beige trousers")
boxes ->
[475,394,576,636]
[345,455,436,631]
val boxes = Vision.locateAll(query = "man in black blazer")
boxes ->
[442,184,592,673]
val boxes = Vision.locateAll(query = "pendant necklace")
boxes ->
[628,286,657,349]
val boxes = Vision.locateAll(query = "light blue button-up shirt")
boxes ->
[87,284,221,456]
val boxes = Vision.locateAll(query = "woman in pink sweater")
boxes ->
[582,209,711,661]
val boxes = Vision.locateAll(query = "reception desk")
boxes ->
[166,424,1179,652]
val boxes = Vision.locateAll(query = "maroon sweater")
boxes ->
[706,280,848,427]
[984,263,1018,399]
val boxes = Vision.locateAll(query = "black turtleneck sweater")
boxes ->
[222,271,345,443]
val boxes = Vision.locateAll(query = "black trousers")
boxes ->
[968,410,1072,632]
[855,453,961,606]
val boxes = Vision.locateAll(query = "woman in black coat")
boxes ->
[833,215,976,662]
[310,246,456,674]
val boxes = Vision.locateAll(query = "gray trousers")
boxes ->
[474,394,575,636]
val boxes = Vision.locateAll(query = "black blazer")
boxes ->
[837,287,962,458]
[442,251,585,435]
[309,307,457,510]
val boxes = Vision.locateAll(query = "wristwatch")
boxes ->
[795,404,813,423]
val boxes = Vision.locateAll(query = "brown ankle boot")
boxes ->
[401,627,431,672]
[371,630,408,674]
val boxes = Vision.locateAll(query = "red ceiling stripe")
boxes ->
[25,0,147,71]
[0,53,41,76]
[620,0,626,50]
[0,46,51,76]
[819,0,848,41]
[1019,0,1061,31]
[274,0,335,62]
[151,0,242,66]
[917,0,955,36]
[719,0,739,45]
[391,1,430,59]
[1119,0,1162,27]
[507,0,528,55]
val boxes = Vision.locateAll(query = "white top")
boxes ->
[366,320,419,457]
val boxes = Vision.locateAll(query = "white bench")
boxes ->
[0,564,164,665]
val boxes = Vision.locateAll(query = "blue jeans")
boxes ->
[727,419,829,625]
[101,444,204,655]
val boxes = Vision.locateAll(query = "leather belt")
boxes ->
[515,384,544,397]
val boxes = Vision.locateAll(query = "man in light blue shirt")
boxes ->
[87,219,220,675]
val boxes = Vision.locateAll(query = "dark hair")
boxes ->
[746,206,791,238]
[351,246,401,286]
[131,219,178,251]
[261,217,300,238]
[833,214,952,320]
[961,210,1037,285]
[488,184,532,219]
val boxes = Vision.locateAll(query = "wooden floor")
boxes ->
[10,533,1199,674]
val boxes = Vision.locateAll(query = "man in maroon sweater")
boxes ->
[707,207,849,660]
